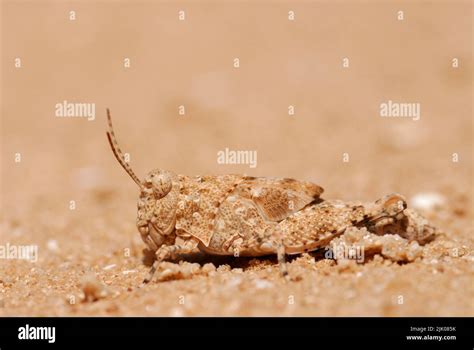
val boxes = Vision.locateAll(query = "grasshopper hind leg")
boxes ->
[266,225,289,280]
[262,226,289,280]
[276,239,289,280]
[143,260,159,284]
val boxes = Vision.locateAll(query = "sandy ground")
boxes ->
[1,1,473,316]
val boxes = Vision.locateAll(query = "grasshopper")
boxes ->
[106,110,436,283]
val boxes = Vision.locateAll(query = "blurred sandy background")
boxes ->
[1,0,473,316]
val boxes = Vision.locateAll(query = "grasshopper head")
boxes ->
[359,194,436,244]
[137,170,179,252]
[364,193,407,233]
[106,109,178,253]
[384,208,437,244]
[143,169,172,199]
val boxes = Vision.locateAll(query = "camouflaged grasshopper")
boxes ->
[106,109,436,283]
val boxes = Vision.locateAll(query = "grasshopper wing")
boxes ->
[235,177,324,222]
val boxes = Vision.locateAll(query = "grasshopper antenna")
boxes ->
[106,109,143,188]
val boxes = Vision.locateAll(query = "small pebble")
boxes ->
[80,273,108,302]
[217,264,231,272]
[201,263,216,274]
[47,239,59,252]
[254,279,274,290]
[226,276,243,288]
[158,269,175,281]
[411,193,445,211]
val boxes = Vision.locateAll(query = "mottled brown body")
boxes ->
[106,110,437,283]
[201,194,435,257]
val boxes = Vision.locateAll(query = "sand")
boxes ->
[1,1,473,316]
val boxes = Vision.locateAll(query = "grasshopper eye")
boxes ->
[382,194,407,216]
[151,173,172,198]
